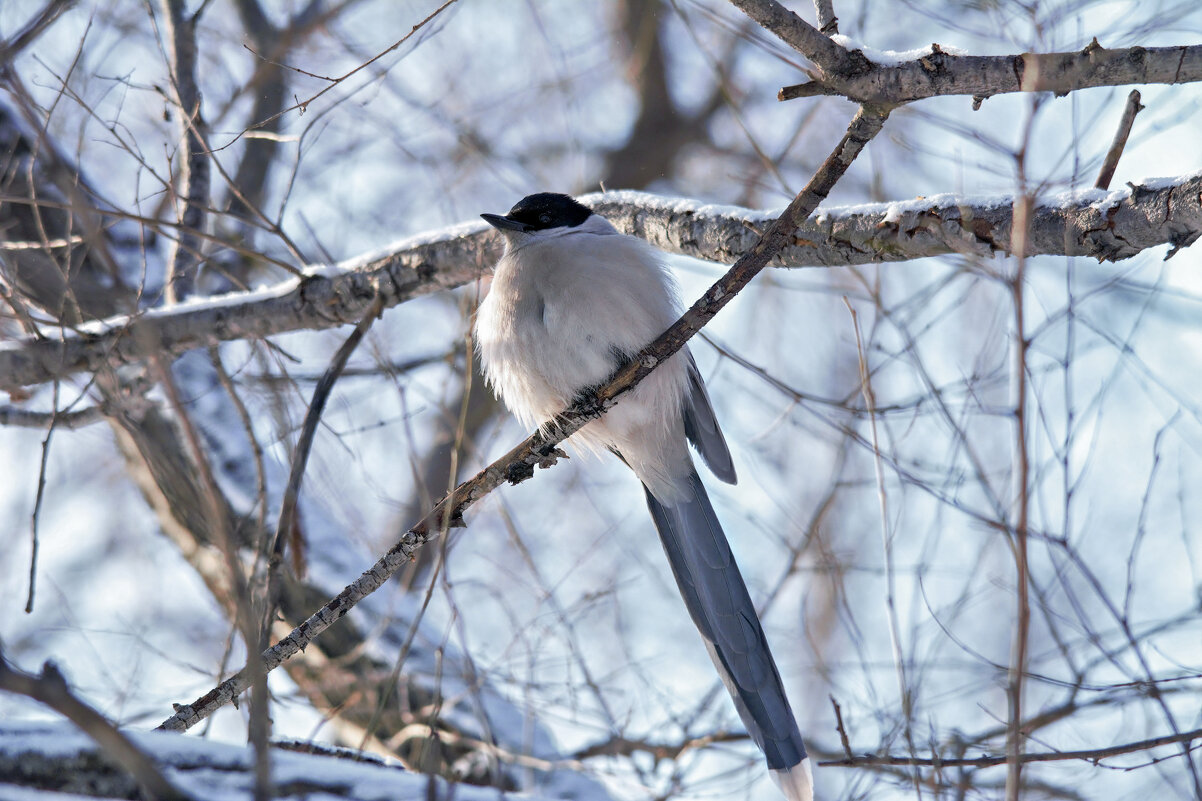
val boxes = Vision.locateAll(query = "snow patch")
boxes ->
[829,34,967,66]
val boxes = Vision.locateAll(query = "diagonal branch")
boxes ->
[729,0,863,76]
[0,0,76,65]
[155,103,892,734]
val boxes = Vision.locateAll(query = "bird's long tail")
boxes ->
[644,470,813,801]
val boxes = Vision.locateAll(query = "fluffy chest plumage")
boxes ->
[475,230,680,426]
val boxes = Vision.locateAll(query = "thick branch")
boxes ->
[3,172,1199,394]
[736,0,1202,105]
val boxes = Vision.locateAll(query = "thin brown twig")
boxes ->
[209,346,270,553]
[829,696,853,759]
[270,293,385,580]
[845,297,922,797]
[206,0,461,156]
[25,381,58,613]
[0,404,104,429]
[573,730,746,762]
[1095,90,1144,190]
[0,193,301,273]
[1006,126,1036,800]
[819,726,1202,768]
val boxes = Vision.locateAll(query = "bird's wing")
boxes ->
[683,354,736,484]
[643,470,808,783]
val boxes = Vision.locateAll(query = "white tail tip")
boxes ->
[771,757,815,801]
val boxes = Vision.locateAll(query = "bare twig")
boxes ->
[212,0,461,155]
[1095,90,1145,190]
[209,347,270,544]
[820,726,1202,768]
[24,381,58,613]
[573,730,745,761]
[845,298,922,796]
[271,294,385,580]
[1006,106,1036,798]
[0,404,103,428]
[829,696,853,759]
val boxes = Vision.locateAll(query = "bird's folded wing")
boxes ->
[683,354,736,484]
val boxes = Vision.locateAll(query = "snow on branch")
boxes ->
[1,174,1199,393]
[591,173,1202,268]
[0,721,570,801]
[782,39,1202,104]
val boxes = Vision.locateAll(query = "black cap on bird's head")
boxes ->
[481,192,593,234]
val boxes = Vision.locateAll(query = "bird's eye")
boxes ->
[539,213,552,225]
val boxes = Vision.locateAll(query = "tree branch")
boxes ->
[729,0,863,76]
[0,403,103,428]
[735,0,1202,106]
[776,39,1202,104]
[3,172,1199,394]
[0,0,76,65]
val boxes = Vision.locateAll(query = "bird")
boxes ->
[474,192,813,801]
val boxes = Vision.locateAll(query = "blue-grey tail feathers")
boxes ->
[643,470,806,772]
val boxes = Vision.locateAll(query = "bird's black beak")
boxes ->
[481,213,531,233]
